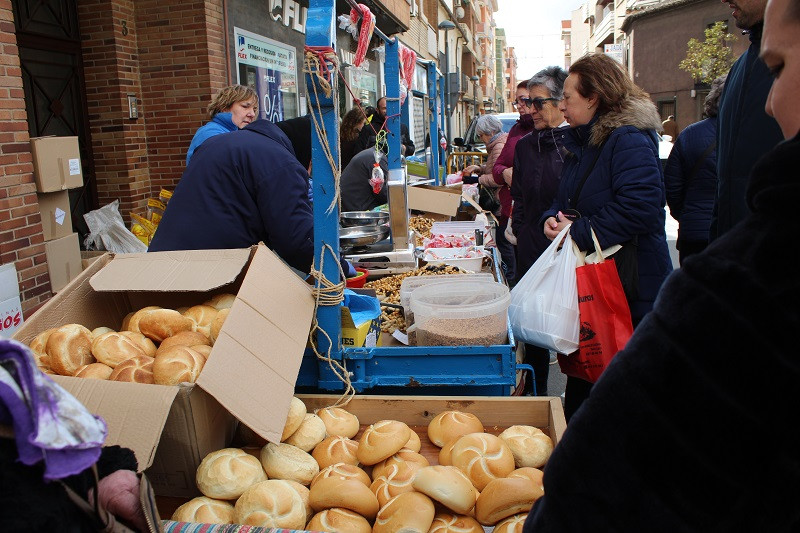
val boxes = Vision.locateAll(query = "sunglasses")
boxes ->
[523,97,559,111]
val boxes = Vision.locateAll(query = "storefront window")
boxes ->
[235,27,299,121]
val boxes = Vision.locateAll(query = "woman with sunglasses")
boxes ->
[491,80,537,284]
[509,66,569,396]
[541,53,673,419]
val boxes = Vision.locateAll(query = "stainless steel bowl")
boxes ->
[340,225,390,247]
[340,211,390,228]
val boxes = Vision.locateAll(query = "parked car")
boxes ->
[452,112,518,152]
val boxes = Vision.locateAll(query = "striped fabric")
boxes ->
[162,521,318,533]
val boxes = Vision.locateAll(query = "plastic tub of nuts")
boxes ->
[410,280,510,346]
[400,273,495,326]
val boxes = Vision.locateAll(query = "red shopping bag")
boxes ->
[558,256,634,383]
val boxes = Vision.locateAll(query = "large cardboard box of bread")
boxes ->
[13,245,315,498]
[407,184,462,216]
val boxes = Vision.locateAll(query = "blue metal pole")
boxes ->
[426,62,440,184]
[384,38,401,171]
[400,82,411,157]
[306,0,343,389]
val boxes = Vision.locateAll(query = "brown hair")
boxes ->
[340,107,366,142]
[207,85,258,118]
[516,80,529,90]
[568,53,648,116]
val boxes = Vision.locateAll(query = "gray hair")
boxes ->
[704,74,727,118]
[527,66,568,100]
[475,114,504,136]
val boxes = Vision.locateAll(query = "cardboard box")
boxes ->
[13,245,316,497]
[407,184,462,216]
[81,250,106,270]
[341,289,381,349]
[44,232,82,293]
[0,263,24,338]
[37,190,73,242]
[30,136,84,192]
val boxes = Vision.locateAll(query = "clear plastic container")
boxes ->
[410,280,510,347]
[400,273,495,325]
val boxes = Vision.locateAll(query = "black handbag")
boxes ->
[613,236,639,301]
[478,185,502,217]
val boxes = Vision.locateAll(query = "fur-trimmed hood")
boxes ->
[589,94,662,146]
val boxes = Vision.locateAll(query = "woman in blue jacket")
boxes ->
[541,53,673,419]
[664,75,726,264]
[186,85,258,165]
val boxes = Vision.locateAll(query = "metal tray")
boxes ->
[340,224,390,247]
[340,211,390,228]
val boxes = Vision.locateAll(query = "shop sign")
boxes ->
[604,44,624,64]
[270,0,308,34]
[235,28,300,122]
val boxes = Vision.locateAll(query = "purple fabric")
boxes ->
[0,339,107,480]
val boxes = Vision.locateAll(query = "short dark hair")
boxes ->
[516,80,529,90]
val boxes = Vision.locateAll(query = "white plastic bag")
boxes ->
[83,200,148,254]
[509,225,579,353]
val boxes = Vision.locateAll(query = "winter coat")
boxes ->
[525,132,800,532]
[541,95,673,323]
[664,116,717,244]
[493,113,535,218]
[712,22,782,239]
[511,126,568,277]
[149,119,314,273]
[341,148,389,212]
[186,112,238,165]
[477,132,508,188]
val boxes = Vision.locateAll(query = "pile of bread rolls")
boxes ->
[172,398,554,533]
[25,293,234,385]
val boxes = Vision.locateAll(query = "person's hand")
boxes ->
[502,167,513,186]
[91,470,147,532]
[543,215,570,241]
[463,165,479,175]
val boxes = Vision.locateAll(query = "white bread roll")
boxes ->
[171,496,235,524]
[156,331,211,356]
[498,425,554,469]
[404,430,421,452]
[281,396,307,442]
[427,411,484,448]
[119,331,157,357]
[307,508,372,533]
[411,465,478,515]
[234,480,307,529]
[438,439,458,466]
[91,331,146,368]
[126,306,161,333]
[74,362,114,380]
[196,448,268,500]
[210,308,230,342]
[284,413,327,452]
[29,328,56,355]
[370,460,420,507]
[508,467,544,501]
[309,477,379,520]
[356,420,411,466]
[316,406,360,439]
[183,304,219,329]
[311,436,359,469]
[449,433,515,491]
[311,463,371,488]
[260,442,319,486]
[205,292,237,310]
[192,344,212,360]
[91,326,115,338]
[120,311,134,332]
[373,491,436,533]
[109,355,154,384]
[284,479,312,522]
[30,350,53,374]
[474,477,539,526]
[138,308,196,342]
[429,512,485,533]
[492,513,528,533]
[371,449,430,481]
[153,345,205,385]
[45,324,95,376]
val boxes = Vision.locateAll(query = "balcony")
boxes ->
[627,0,662,9]
[593,12,614,44]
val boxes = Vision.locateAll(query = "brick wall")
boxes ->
[0,1,52,317]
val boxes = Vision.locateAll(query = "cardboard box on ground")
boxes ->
[44,232,82,293]
[37,190,73,242]
[29,136,83,192]
[13,244,316,498]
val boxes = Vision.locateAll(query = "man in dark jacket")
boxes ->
[354,97,415,157]
[712,0,782,239]
[341,148,389,212]
[148,119,314,273]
